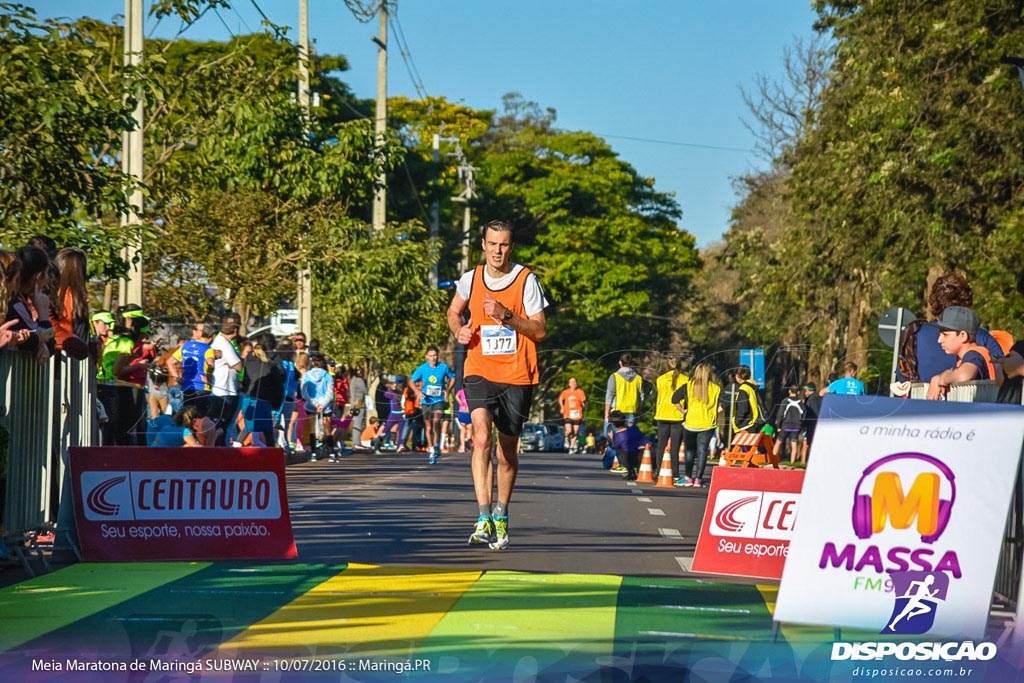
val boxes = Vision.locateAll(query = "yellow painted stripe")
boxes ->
[757,583,889,644]
[214,563,481,656]
[0,562,210,652]
[421,571,621,668]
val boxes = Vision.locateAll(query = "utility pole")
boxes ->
[432,134,475,279]
[296,0,312,340]
[119,0,144,308]
[371,3,387,231]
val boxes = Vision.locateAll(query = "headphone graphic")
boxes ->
[851,452,956,544]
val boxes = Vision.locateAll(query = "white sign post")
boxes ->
[775,395,1024,640]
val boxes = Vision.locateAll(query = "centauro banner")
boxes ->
[691,467,804,580]
[70,447,297,561]
[774,396,1024,639]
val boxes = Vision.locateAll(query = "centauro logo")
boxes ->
[80,471,282,521]
[708,490,798,540]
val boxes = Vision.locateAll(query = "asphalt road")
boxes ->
[285,449,716,577]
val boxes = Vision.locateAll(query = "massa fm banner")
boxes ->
[774,395,1024,639]
[69,447,298,561]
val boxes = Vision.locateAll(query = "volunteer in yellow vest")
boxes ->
[672,362,723,488]
[728,365,762,434]
[559,377,587,455]
[448,219,549,552]
[653,356,688,484]
[926,306,1000,400]
[604,352,644,436]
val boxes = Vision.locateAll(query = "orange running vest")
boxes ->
[464,265,539,386]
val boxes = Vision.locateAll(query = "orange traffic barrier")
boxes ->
[655,448,675,488]
[636,444,654,483]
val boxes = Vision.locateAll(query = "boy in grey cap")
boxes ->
[925,306,1001,399]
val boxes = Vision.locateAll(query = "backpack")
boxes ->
[779,398,804,429]
[750,384,770,432]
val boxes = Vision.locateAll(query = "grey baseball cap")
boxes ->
[935,306,979,335]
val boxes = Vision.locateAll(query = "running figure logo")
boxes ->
[882,571,949,635]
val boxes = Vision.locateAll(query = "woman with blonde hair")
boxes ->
[671,362,722,487]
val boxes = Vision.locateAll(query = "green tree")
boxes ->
[477,93,700,356]
[0,5,145,274]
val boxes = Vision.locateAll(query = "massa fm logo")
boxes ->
[851,453,956,543]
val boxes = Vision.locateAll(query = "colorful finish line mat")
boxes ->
[0,562,1017,682]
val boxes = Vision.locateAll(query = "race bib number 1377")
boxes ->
[480,325,517,356]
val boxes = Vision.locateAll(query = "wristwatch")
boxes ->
[502,309,513,322]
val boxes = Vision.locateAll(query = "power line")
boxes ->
[248,0,286,39]
[598,133,752,154]
[212,7,236,37]
[227,3,254,35]
[344,0,396,23]
[389,14,427,100]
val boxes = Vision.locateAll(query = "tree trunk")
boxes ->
[844,273,870,370]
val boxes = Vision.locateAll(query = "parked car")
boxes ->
[519,423,566,452]
[519,423,549,452]
[544,424,565,452]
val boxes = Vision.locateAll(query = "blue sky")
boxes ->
[40,1,821,247]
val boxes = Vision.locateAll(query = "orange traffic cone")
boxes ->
[655,448,675,488]
[636,444,654,483]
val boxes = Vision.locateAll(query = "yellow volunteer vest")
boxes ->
[654,370,687,421]
[613,372,642,414]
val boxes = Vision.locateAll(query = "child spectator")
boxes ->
[926,306,999,400]
[771,386,804,464]
[455,387,473,452]
[609,409,650,481]
[301,353,334,460]
[358,416,386,452]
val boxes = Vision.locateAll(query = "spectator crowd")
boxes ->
[4,234,1023,475]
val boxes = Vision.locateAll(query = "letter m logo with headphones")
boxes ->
[852,453,955,544]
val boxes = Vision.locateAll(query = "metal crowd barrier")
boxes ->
[0,349,97,569]
[906,379,1000,402]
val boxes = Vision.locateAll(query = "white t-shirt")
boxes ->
[455,263,549,317]
[211,334,241,396]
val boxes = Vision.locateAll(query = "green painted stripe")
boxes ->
[11,562,344,658]
[0,562,210,652]
[419,571,621,679]
[614,577,777,665]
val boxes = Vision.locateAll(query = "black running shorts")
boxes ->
[463,375,535,436]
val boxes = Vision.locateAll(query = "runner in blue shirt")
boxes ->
[825,361,866,396]
[411,345,456,463]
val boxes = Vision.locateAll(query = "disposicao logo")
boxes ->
[882,570,949,635]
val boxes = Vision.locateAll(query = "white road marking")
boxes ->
[636,497,652,502]
[676,556,693,572]
[659,528,682,539]
[647,508,665,517]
